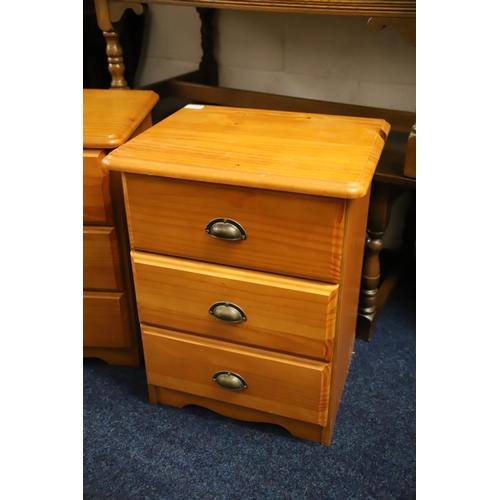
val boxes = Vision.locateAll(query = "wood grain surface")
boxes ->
[123,174,346,282]
[115,0,416,17]
[104,105,390,199]
[83,226,124,290]
[142,324,332,426]
[132,251,338,360]
[83,149,113,223]
[83,89,159,149]
[83,292,131,348]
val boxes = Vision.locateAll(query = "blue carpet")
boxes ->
[84,265,415,499]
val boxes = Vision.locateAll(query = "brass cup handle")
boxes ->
[209,302,247,323]
[213,371,248,391]
[206,218,246,241]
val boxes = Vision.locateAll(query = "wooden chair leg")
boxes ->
[94,0,146,89]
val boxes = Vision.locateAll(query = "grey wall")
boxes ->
[137,6,416,113]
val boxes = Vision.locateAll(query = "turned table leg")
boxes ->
[197,8,219,86]
[356,182,403,341]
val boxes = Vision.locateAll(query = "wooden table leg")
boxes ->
[356,182,403,341]
[197,8,219,86]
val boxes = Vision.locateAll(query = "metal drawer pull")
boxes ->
[209,302,247,323]
[206,218,246,241]
[213,371,248,391]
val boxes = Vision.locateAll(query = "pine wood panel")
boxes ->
[132,251,338,360]
[84,346,142,366]
[83,89,159,148]
[123,174,346,283]
[150,385,325,443]
[103,105,390,199]
[142,325,332,426]
[321,192,370,445]
[83,226,123,290]
[117,0,416,17]
[83,150,112,223]
[83,292,131,348]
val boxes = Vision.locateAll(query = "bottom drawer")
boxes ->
[83,292,131,348]
[142,325,332,426]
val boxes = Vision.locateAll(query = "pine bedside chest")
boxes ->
[102,105,390,444]
[83,89,159,366]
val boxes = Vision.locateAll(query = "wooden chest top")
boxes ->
[83,89,159,149]
[103,105,390,199]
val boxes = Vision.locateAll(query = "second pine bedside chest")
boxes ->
[102,105,389,445]
[83,89,158,366]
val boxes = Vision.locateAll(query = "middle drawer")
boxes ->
[132,251,338,361]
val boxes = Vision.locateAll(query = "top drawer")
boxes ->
[123,174,346,283]
[83,149,112,223]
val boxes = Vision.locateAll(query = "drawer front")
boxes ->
[83,226,123,290]
[124,174,346,283]
[83,292,131,348]
[83,149,113,223]
[142,325,331,426]
[132,251,338,361]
